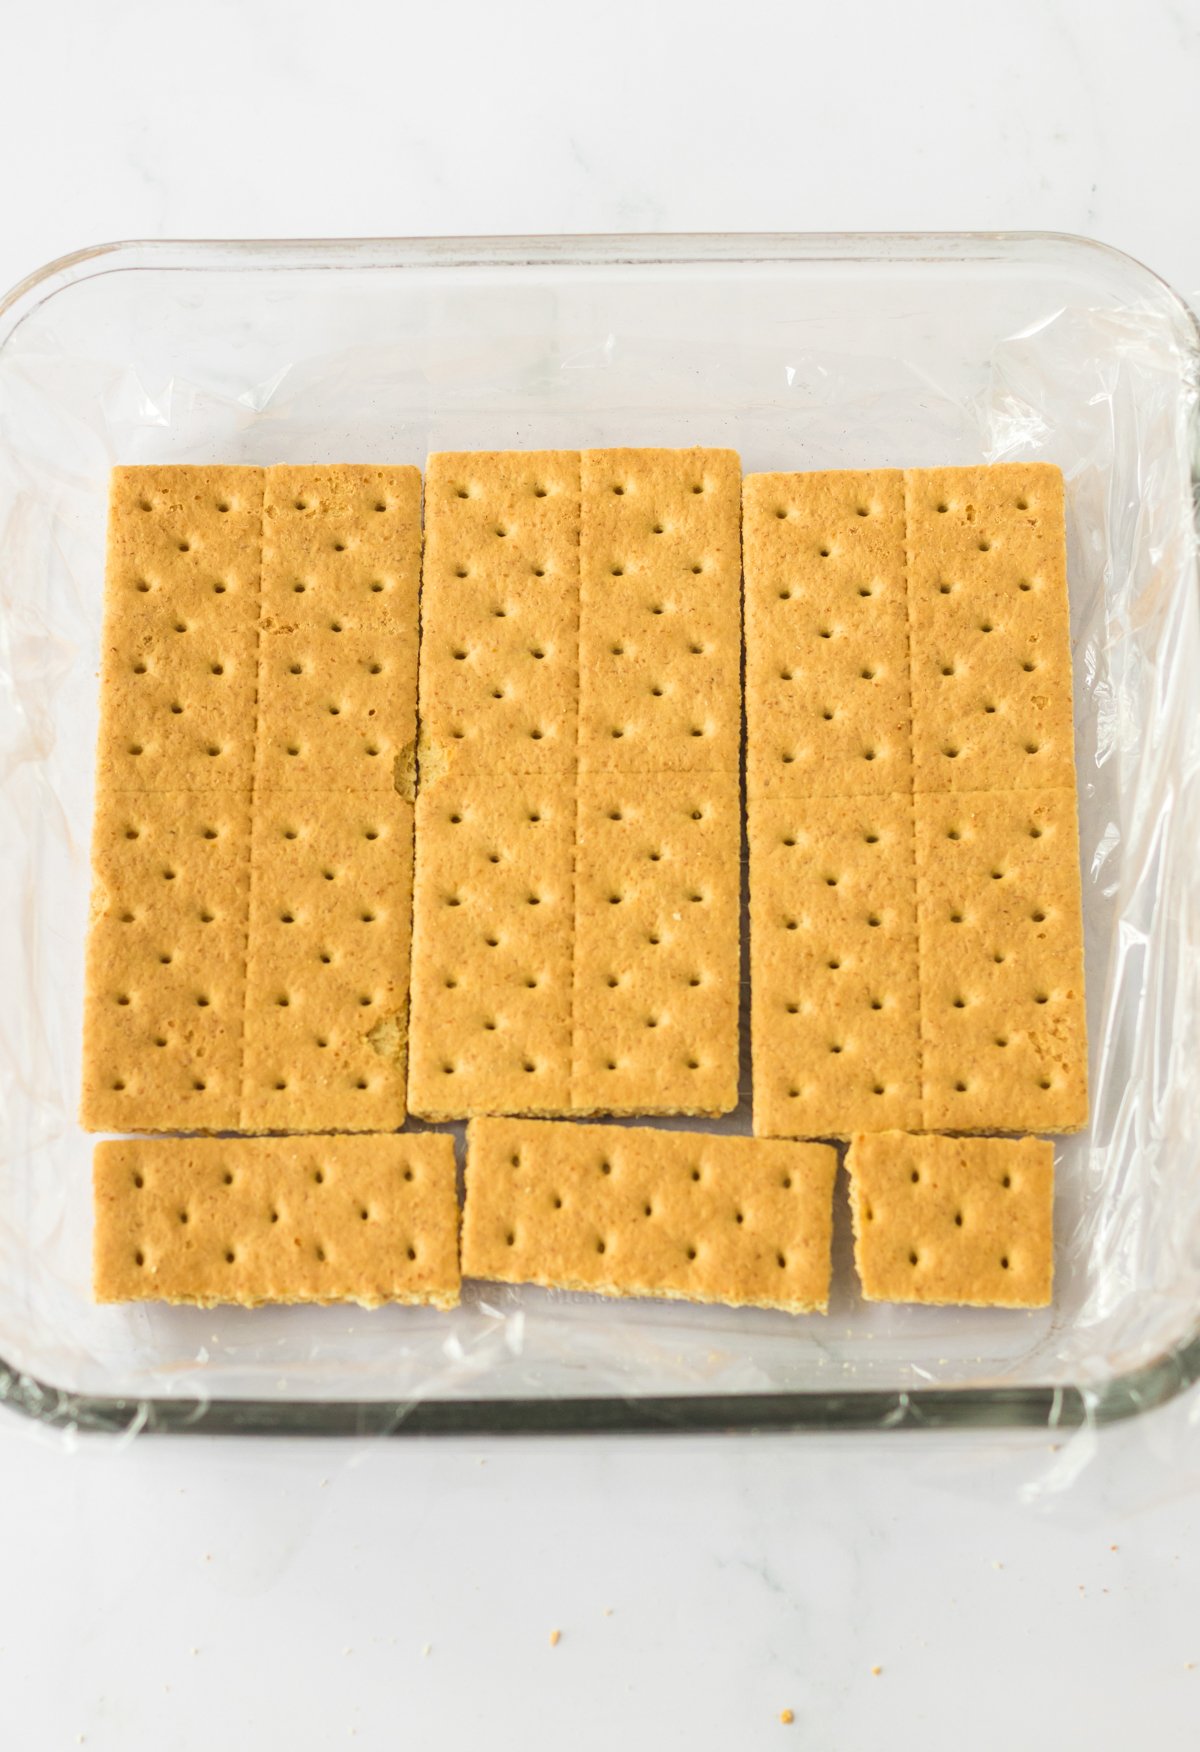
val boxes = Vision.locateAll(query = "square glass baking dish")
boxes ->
[0,232,1197,1437]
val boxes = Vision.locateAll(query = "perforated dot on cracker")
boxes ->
[94,1132,460,1309]
[462,1117,837,1314]
[848,1132,1053,1307]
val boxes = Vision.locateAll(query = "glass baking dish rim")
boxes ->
[2,229,1197,1435]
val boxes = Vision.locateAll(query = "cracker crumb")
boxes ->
[549,1629,561,1647]
[603,1607,613,1617]
[1110,1544,1118,1552]
[779,1709,794,1725]
[871,1665,882,1677]
[422,1644,432,1657]
[992,1561,1003,1571]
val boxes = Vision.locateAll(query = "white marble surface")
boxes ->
[2,1,1199,1746]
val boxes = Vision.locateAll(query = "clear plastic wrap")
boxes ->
[0,234,1197,1438]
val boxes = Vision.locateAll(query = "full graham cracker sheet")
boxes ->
[745,462,1087,1141]
[82,464,421,1136]
[408,448,742,1122]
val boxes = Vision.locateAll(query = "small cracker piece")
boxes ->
[570,772,740,1116]
[95,465,264,792]
[905,463,1075,793]
[915,788,1087,1133]
[578,448,742,774]
[256,465,422,792]
[463,1117,837,1313]
[81,789,252,1132]
[407,774,575,1119]
[418,451,581,776]
[748,795,922,1139]
[94,1132,460,1309]
[847,1131,1053,1307]
[240,792,413,1133]
[743,469,910,800]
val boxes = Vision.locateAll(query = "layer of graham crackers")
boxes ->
[83,464,422,1134]
[408,447,742,1122]
[462,1116,837,1314]
[94,1132,460,1308]
[744,462,1086,1138]
[847,1131,1054,1307]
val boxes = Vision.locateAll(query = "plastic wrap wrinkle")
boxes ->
[0,238,1197,1438]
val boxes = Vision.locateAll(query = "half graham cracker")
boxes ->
[94,1132,460,1309]
[847,1131,1053,1307]
[462,1117,837,1314]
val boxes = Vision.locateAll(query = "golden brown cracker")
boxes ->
[81,789,252,1132]
[748,794,922,1139]
[848,1131,1053,1307]
[418,451,580,776]
[256,465,422,792]
[239,792,413,1133]
[578,448,742,774]
[95,465,264,792]
[905,464,1075,793]
[407,774,575,1118]
[743,469,910,799]
[463,1117,837,1313]
[914,788,1087,1133]
[570,772,740,1115]
[94,1132,459,1308]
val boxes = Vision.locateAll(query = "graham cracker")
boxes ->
[743,469,910,799]
[578,448,742,774]
[570,772,740,1116]
[748,795,922,1139]
[81,789,252,1132]
[905,464,1075,793]
[847,1131,1053,1307]
[407,773,575,1119]
[95,465,264,792]
[240,792,414,1133]
[418,450,580,776]
[914,788,1087,1133]
[462,1117,837,1314]
[94,1132,459,1309]
[257,465,422,792]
